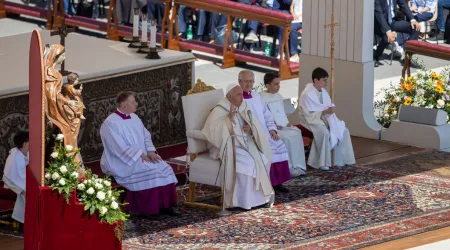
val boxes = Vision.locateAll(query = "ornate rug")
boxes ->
[122,150,450,249]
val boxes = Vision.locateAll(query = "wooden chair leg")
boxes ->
[0,0,6,19]
[46,0,53,30]
[221,15,236,69]
[106,0,119,41]
[188,181,195,202]
[168,4,181,51]
[160,0,172,48]
[279,24,292,80]
[12,221,19,233]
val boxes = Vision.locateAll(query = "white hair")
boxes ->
[238,70,254,80]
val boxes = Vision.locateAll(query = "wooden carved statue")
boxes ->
[43,44,84,163]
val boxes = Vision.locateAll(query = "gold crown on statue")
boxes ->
[187,79,216,95]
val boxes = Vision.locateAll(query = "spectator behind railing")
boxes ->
[373,0,421,67]
[429,0,450,42]
[278,0,301,63]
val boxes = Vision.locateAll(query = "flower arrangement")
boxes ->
[44,134,129,224]
[374,67,450,128]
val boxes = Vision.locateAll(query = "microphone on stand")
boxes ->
[247,110,253,128]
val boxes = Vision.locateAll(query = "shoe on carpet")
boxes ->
[274,185,289,193]
[320,166,330,171]
[160,207,181,216]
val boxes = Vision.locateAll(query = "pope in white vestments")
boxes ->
[260,72,307,177]
[298,67,355,170]
[238,70,291,193]
[202,84,274,210]
[2,131,29,224]
[100,91,179,216]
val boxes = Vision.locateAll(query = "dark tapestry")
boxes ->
[0,63,191,175]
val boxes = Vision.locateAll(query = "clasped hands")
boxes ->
[141,151,162,163]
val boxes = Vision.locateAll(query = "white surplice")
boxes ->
[245,91,289,163]
[260,92,307,176]
[2,148,28,223]
[100,113,177,191]
[298,83,356,168]
[202,98,274,209]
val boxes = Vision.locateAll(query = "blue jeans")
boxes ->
[437,0,450,32]
[178,6,207,36]
[277,10,301,56]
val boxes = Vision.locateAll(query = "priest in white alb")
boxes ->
[2,131,29,224]
[202,84,274,210]
[238,70,291,193]
[298,67,355,170]
[100,91,179,217]
[260,72,307,177]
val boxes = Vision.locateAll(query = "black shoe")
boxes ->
[374,59,383,67]
[161,207,181,216]
[274,185,289,193]
[428,32,445,43]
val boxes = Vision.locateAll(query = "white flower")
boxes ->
[95,183,104,189]
[94,178,102,183]
[111,197,116,201]
[111,201,119,210]
[87,187,95,195]
[426,104,434,109]
[99,206,108,215]
[50,152,58,158]
[383,114,389,119]
[71,172,79,178]
[65,145,73,151]
[394,96,400,102]
[45,173,51,179]
[437,99,445,109]
[59,165,67,174]
[103,180,111,187]
[412,102,419,107]
[56,134,64,141]
[417,89,425,95]
[96,191,106,201]
[107,190,112,196]
[52,172,60,180]
[59,179,66,186]
[83,180,88,184]
[392,110,397,115]
[77,183,85,190]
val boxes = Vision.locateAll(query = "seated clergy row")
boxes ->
[202,68,355,210]
[1,67,356,222]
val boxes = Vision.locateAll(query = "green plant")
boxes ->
[44,134,129,224]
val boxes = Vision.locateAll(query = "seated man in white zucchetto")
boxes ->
[202,84,275,210]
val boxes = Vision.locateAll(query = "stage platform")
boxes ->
[0,31,196,175]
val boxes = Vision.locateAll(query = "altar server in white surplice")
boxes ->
[238,70,291,193]
[298,67,355,171]
[2,131,29,224]
[100,91,179,217]
[202,84,274,210]
[260,72,307,177]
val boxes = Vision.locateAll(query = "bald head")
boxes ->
[226,85,244,107]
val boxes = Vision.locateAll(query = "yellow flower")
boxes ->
[431,72,440,80]
[404,97,412,106]
[435,85,444,93]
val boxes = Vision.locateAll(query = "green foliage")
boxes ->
[44,134,129,225]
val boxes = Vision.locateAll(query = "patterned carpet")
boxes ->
[122,150,450,250]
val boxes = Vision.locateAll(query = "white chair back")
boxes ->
[182,89,224,154]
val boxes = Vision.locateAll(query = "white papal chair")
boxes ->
[181,79,224,210]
